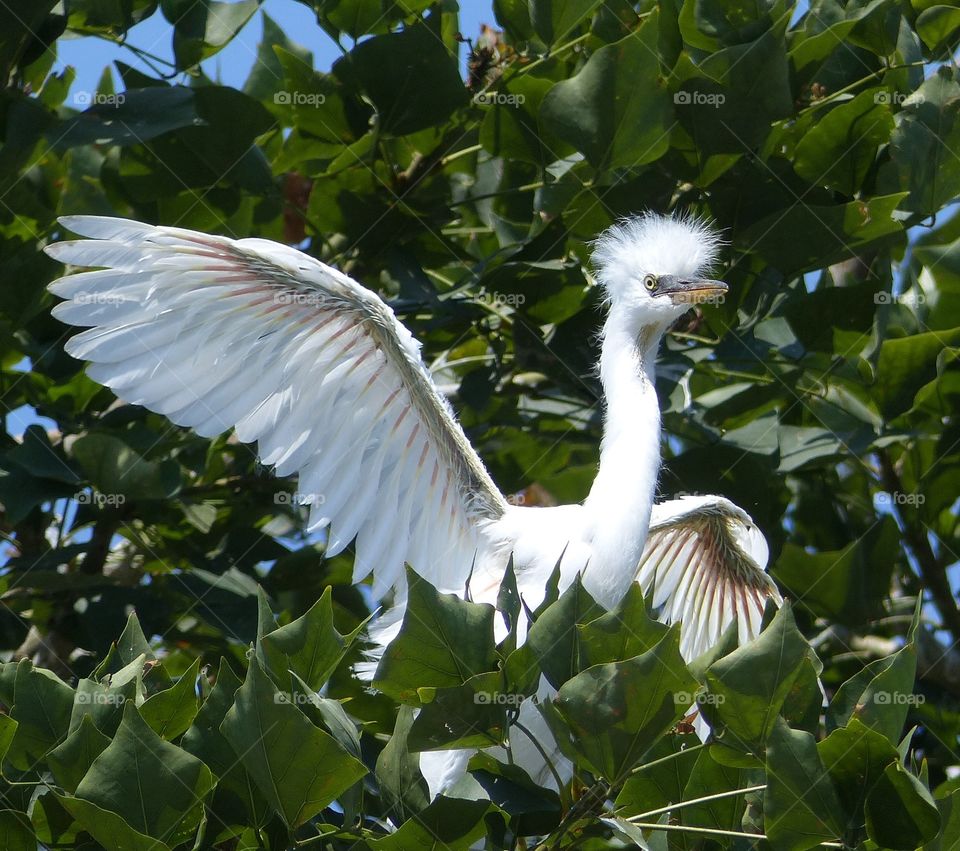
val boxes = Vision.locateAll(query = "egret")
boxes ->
[45,212,781,794]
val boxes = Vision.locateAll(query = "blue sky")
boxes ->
[55,0,496,97]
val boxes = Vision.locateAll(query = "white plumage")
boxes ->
[46,212,781,797]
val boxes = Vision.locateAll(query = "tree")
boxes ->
[0,0,958,848]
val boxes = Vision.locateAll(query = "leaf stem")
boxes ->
[440,143,482,166]
[623,784,766,821]
[628,742,706,776]
[795,60,928,116]
[623,821,787,842]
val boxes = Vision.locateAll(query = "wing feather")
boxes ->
[47,216,507,595]
[638,495,781,661]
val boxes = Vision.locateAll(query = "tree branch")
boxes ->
[876,450,960,638]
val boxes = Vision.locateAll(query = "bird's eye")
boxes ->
[643,274,657,291]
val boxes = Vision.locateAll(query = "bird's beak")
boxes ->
[655,276,728,305]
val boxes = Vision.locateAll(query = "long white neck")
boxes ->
[582,310,666,608]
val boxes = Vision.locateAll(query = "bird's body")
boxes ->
[45,212,781,798]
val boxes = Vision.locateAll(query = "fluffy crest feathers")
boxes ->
[592,212,723,303]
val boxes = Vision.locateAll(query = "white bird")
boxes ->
[45,212,781,795]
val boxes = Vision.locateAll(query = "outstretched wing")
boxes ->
[46,216,507,597]
[636,495,781,660]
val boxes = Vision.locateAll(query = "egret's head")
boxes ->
[592,212,727,326]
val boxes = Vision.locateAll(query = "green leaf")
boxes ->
[524,574,602,690]
[3,424,79,483]
[739,193,907,275]
[891,66,960,217]
[161,0,259,69]
[59,702,214,850]
[140,657,201,740]
[794,91,894,196]
[375,705,430,823]
[680,747,753,834]
[615,731,702,815]
[701,603,810,753]
[916,5,960,50]
[220,657,367,828]
[7,660,73,770]
[182,660,269,829]
[865,762,941,849]
[873,328,960,420]
[374,568,497,701]
[829,600,921,741]
[259,586,363,692]
[577,583,669,666]
[273,47,363,144]
[0,714,18,764]
[408,671,508,750]
[530,0,603,46]
[773,519,899,624]
[479,75,567,165]
[339,20,467,135]
[69,676,137,738]
[818,719,900,836]
[539,15,673,170]
[369,796,491,849]
[764,719,845,851]
[552,628,697,781]
[244,11,312,102]
[0,811,36,851]
[468,752,562,836]
[70,433,180,501]
[66,0,156,35]
[46,715,112,794]
[928,787,960,851]
[53,87,200,148]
